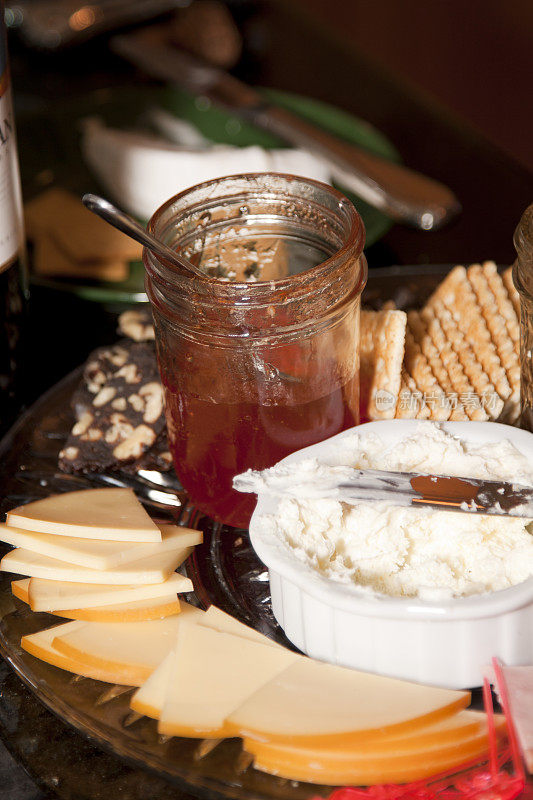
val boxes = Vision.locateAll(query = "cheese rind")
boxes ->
[158,624,298,738]
[59,595,181,622]
[52,602,204,685]
[28,572,192,611]
[1,544,193,585]
[0,523,201,570]
[11,578,30,603]
[7,488,162,542]
[249,732,495,785]
[226,658,470,745]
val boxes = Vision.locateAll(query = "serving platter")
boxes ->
[0,265,527,799]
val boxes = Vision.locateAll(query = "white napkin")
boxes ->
[81,117,331,220]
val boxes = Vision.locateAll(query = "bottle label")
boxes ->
[0,72,23,273]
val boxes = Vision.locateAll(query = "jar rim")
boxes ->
[146,171,366,296]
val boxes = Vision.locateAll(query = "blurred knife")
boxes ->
[234,465,533,518]
[111,28,461,231]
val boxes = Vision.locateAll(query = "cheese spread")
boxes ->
[255,423,533,599]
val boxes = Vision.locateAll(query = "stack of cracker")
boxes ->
[25,188,142,282]
[361,262,521,424]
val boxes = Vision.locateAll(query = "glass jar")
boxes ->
[144,173,367,528]
[513,202,533,430]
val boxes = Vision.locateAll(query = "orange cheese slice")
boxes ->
[27,572,191,612]
[52,602,204,685]
[7,488,161,542]
[247,713,507,785]
[21,622,139,685]
[0,523,201,570]
[157,624,298,738]
[11,578,30,603]
[226,658,470,746]
[57,595,181,622]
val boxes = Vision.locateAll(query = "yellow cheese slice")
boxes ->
[12,577,180,621]
[52,602,204,685]
[0,523,202,570]
[131,606,282,721]
[226,658,470,746]
[200,606,282,648]
[158,624,298,738]
[131,650,174,718]
[21,622,139,684]
[1,544,193,585]
[11,578,30,603]
[7,488,161,542]
[249,727,496,785]
[28,572,192,612]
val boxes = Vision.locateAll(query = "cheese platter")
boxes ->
[0,265,530,799]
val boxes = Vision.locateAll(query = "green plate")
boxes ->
[20,85,399,305]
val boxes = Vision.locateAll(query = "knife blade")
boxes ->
[233,464,533,519]
[111,27,461,231]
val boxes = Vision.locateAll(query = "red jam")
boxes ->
[162,370,358,528]
[144,174,366,529]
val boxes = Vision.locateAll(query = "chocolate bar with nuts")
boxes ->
[60,341,169,474]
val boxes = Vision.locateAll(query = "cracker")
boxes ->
[426,265,511,403]
[502,266,521,320]
[420,299,504,420]
[25,188,142,262]
[360,309,406,419]
[403,325,452,420]
[467,263,520,421]
[407,311,475,420]
[33,234,128,282]
[395,369,429,419]
[483,262,520,348]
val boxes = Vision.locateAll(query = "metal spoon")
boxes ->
[82,193,205,278]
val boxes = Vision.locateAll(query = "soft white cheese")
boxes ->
[256,423,533,599]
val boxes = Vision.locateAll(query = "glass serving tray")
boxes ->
[0,266,521,800]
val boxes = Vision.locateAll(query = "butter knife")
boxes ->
[233,465,533,518]
[111,28,461,231]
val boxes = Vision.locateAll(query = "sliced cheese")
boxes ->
[52,602,204,685]
[201,606,281,648]
[131,605,283,721]
[58,595,181,623]
[244,710,505,760]
[21,622,138,684]
[226,658,470,746]
[7,488,161,542]
[11,578,30,603]
[1,544,193,585]
[158,624,298,738]
[13,576,180,621]
[131,651,174,718]
[28,572,192,612]
[0,523,201,570]
[249,727,496,785]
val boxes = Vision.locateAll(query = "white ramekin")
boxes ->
[248,420,533,689]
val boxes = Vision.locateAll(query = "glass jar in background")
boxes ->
[145,173,366,528]
[512,202,533,430]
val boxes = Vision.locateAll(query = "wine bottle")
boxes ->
[0,4,28,433]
